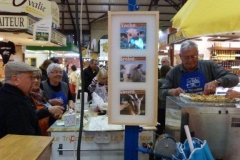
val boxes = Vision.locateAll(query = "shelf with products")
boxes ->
[209,47,240,68]
[212,59,240,68]
[212,59,240,75]
[208,47,240,51]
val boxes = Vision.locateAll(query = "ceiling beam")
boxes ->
[60,11,176,15]
[60,18,95,20]
[57,1,175,32]
[66,0,76,32]
[60,24,171,27]
[181,0,187,7]
[89,13,108,24]
[153,0,160,11]
[60,18,170,22]
[62,24,89,26]
[108,0,111,11]
[164,0,181,11]
[84,0,90,31]
[148,0,154,11]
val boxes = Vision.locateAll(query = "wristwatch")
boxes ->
[215,79,221,86]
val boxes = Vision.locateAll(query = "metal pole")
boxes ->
[128,0,136,11]
[124,2,138,160]
[74,0,85,159]
[124,126,139,160]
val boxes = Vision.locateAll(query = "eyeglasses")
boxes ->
[181,55,198,60]
[32,76,41,80]
[50,71,63,75]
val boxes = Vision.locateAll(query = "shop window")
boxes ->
[25,58,37,67]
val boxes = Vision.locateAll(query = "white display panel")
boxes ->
[108,11,159,125]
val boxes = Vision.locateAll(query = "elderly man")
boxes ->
[0,61,40,138]
[160,40,239,99]
[161,57,171,66]
[83,59,99,101]
[157,40,239,135]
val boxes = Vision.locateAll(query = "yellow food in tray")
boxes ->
[180,93,235,102]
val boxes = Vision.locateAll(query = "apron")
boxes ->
[180,63,206,93]
[50,91,68,111]
[94,83,108,102]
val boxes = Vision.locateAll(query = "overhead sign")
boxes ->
[51,1,60,27]
[33,15,52,42]
[0,0,59,27]
[168,31,185,44]
[51,29,66,46]
[0,14,66,46]
[159,28,176,47]
[0,15,28,28]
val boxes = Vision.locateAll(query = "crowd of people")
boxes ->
[0,58,108,138]
[0,40,239,140]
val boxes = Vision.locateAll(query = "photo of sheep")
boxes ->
[120,90,145,115]
[120,56,146,82]
[120,23,146,49]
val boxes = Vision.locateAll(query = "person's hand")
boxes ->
[168,87,185,96]
[49,98,63,106]
[68,100,75,110]
[48,105,64,115]
[54,114,62,119]
[225,89,240,99]
[203,81,218,95]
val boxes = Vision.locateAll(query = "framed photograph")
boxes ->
[108,11,159,126]
[120,23,146,49]
[120,90,146,115]
[120,56,146,82]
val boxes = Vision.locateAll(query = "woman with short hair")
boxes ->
[41,63,75,126]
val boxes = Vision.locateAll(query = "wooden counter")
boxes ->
[0,134,53,160]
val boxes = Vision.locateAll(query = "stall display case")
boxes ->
[48,115,156,160]
[165,96,240,159]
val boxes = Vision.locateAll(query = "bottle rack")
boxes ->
[208,47,240,68]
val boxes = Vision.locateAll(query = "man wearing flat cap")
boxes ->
[0,61,41,138]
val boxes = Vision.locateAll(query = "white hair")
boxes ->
[180,40,198,54]
[46,63,61,74]
[161,57,171,63]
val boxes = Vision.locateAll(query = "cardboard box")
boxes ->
[64,112,76,126]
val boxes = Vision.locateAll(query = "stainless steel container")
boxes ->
[165,96,240,160]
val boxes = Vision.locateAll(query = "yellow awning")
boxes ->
[171,0,240,38]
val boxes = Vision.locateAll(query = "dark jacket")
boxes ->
[62,70,69,86]
[0,83,41,138]
[83,66,99,93]
[39,66,48,81]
